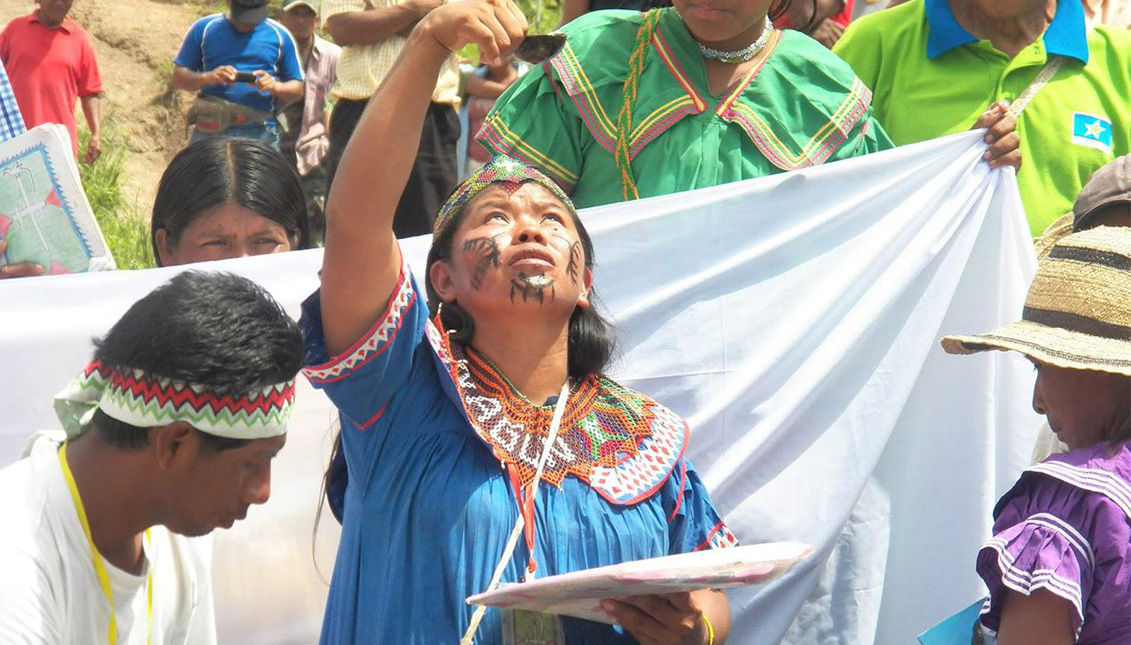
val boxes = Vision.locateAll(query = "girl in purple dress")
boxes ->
[942,227,1131,645]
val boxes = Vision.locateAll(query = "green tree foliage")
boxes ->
[517,0,563,33]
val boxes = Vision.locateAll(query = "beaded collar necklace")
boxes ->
[694,17,774,64]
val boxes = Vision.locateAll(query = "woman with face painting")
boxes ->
[476,0,908,208]
[941,227,1131,645]
[300,1,735,643]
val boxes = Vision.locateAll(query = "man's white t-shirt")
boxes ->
[0,438,216,644]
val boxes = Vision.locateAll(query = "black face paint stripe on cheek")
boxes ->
[462,235,502,290]
[567,241,582,286]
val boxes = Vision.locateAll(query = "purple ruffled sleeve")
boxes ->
[975,444,1131,644]
[976,510,1092,636]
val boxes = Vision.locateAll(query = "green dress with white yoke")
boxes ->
[477,8,894,207]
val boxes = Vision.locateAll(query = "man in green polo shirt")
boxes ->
[834,0,1131,237]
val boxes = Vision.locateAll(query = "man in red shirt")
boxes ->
[0,0,103,162]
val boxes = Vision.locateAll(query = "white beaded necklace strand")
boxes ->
[694,17,774,64]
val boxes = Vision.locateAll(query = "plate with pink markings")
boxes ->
[467,542,813,624]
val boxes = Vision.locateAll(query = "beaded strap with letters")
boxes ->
[460,381,571,645]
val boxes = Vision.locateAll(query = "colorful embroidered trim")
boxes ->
[549,42,619,153]
[628,95,700,158]
[722,76,871,171]
[651,27,708,113]
[425,322,686,506]
[303,260,417,385]
[713,29,781,117]
[588,403,688,504]
[695,520,740,551]
[458,345,654,487]
[614,8,664,201]
[53,361,295,440]
[476,113,580,191]
[433,155,575,236]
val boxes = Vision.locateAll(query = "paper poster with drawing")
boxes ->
[469,542,812,624]
[0,124,114,274]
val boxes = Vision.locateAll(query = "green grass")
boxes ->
[78,123,156,270]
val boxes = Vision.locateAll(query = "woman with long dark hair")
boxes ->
[301,1,735,642]
[150,138,311,267]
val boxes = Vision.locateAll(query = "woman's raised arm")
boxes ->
[319,0,528,356]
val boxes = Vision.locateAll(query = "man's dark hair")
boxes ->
[90,271,304,451]
[150,138,312,266]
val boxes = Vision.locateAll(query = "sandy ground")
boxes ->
[1,0,203,218]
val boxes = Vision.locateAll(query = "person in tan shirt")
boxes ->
[323,0,461,237]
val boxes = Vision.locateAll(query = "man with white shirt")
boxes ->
[0,271,304,644]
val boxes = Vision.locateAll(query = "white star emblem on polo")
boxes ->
[1072,112,1114,154]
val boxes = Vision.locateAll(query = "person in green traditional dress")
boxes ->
[477,0,887,207]
[478,0,1019,208]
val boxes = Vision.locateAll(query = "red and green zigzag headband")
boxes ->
[53,361,296,440]
[433,155,575,237]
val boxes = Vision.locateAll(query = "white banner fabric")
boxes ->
[0,130,1041,644]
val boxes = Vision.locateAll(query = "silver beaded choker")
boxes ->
[695,18,773,64]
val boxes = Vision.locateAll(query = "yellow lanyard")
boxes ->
[58,443,153,645]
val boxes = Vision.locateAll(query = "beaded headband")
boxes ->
[53,361,296,440]
[433,156,575,236]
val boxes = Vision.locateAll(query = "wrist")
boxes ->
[700,613,716,645]
[408,25,454,63]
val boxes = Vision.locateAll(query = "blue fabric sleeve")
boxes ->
[666,458,738,554]
[173,18,207,71]
[275,24,304,82]
[299,260,429,431]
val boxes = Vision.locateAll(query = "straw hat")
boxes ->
[1033,212,1073,260]
[941,227,1131,375]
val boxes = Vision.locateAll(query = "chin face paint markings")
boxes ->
[510,272,555,304]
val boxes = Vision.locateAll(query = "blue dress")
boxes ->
[300,256,736,644]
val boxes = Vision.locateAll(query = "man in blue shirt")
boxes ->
[173,0,304,150]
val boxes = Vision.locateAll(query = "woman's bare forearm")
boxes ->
[319,29,450,355]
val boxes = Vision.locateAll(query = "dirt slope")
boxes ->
[0,0,203,217]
